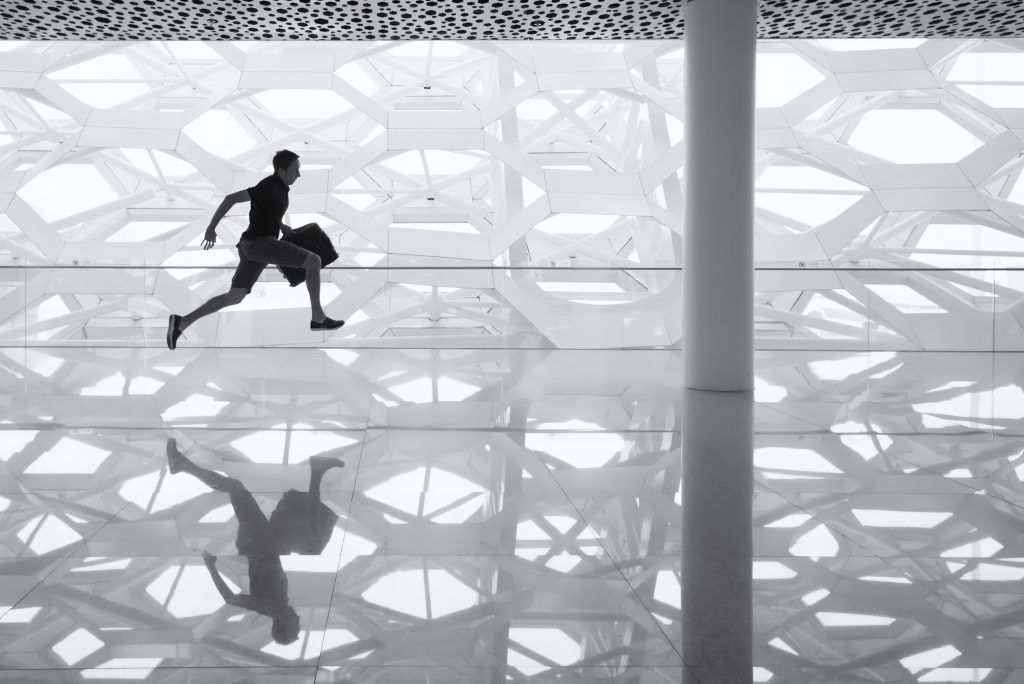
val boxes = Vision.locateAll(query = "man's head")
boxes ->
[271,606,301,644]
[272,149,301,186]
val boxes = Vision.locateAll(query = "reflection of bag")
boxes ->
[277,223,339,287]
[268,489,339,554]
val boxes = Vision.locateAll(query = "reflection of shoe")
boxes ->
[166,438,184,474]
[310,317,344,331]
[310,456,346,471]
[166,314,182,350]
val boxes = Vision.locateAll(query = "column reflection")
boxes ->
[682,388,753,682]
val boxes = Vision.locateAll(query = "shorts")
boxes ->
[230,237,311,293]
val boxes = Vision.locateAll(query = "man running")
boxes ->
[166,149,343,350]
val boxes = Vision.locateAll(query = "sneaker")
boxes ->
[310,317,345,330]
[166,438,185,474]
[166,314,183,350]
[310,455,346,471]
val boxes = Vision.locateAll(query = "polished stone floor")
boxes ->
[1,347,1023,682]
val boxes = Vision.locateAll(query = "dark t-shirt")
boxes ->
[239,173,289,241]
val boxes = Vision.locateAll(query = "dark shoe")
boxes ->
[310,455,346,472]
[310,317,345,330]
[166,314,182,350]
[166,438,185,474]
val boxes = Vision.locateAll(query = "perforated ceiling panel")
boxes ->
[0,0,1022,40]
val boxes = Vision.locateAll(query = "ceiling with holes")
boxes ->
[0,0,1022,40]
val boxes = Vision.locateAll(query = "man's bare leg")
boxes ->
[181,288,248,331]
[304,253,326,322]
[167,288,247,350]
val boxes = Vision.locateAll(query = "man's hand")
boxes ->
[202,228,217,250]
[202,550,217,567]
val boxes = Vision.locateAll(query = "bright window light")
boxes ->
[509,628,581,672]
[16,514,82,554]
[941,537,1003,557]
[0,430,38,461]
[391,222,480,234]
[160,393,228,422]
[362,568,477,619]
[756,53,826,107]
[654,569,681,608]
[146,564,237,617]
[766,513,812,528]
[25,437,110,474]
[917,224,1024,252]
[335,62,379,95]
[816,611,895,627]
[768,638,798,655]
[252,89,353,120]
[957,84,1024,108]
[536,281,625,293]
[848,110,982,163]
[866,284,947,314]
[108,221,186,242]
[17,164,121,223]
[851,509,952,528]
[816,39,926,52]
[753,561,796,580]
[61,83,149,109]
[948,52,1024,81]
[756,191,861,226]
[900,645,960,674]
[53,628,104,666]
[789,523,839,556]
[524,432,625,468]
[378,150,483,176]
[754,447,841,473]
[961,563,1024,581]
[534,214,619,235]
[919,669,991,683]
[82,372,126,397]
[860,575,912,584]
[182,110,259,158]
[0,606,41,623]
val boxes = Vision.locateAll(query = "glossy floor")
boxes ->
[2,348,1024,682]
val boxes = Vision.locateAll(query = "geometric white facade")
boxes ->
[5,38,1024,684]
[3,40,1024,349]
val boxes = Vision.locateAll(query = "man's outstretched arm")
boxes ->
[202,189,250,250]
[202,550,253,609]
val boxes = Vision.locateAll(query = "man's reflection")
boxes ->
[166,438,345,644]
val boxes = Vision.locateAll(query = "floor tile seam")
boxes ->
[1,425,683,434]
[754,477,965,606]
[0,498,133,622]
[315,434,370,671]
[756,445,1024,526]
[3,345,685,351]
[539,467,686,667]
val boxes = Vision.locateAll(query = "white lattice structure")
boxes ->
[3,40,1023,349]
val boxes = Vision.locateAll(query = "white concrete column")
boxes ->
[683,0,757,392]
[682,1,757,680]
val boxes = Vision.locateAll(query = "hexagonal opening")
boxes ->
[847,109,983,163]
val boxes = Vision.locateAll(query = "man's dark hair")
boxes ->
[272,149,300,173]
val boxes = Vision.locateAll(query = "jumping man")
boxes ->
[166,149,343,349]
